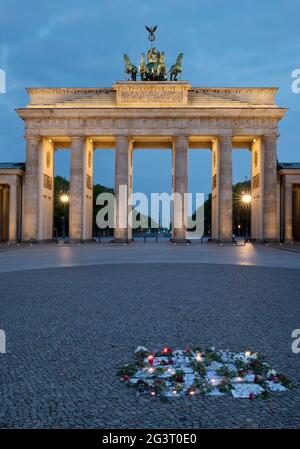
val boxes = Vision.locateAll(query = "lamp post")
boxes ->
[241,193,252,242]
[59,193,69,239]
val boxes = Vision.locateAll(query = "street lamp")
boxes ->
[59,193,69,205]
[241,193,252,205]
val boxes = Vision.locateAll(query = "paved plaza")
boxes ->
[0,243,300,428]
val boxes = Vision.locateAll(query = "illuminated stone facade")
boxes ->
[1,81,299,242]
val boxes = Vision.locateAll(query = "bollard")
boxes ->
[156,233,158,244]
[98,231,101,244]
[144,235,146,244]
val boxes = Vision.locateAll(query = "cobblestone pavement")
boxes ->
[1,241,300,273]
[0,263,299,428]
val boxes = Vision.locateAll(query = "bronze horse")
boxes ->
[170,53,184,81]
[124,54,138,81]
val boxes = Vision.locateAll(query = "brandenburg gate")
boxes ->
[16,81,287,243]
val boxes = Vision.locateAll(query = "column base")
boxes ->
[65,239,95,244]
[210,238,233,244]
[251,238,280,244]
[110,238,131,244]
[170,238,191,245]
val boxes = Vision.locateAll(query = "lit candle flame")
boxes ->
[195,352,203,362]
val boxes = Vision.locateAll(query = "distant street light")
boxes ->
[242,193,252,205]
[60,193,69,204]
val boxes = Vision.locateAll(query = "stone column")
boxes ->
[251,138,264,241]
[8,182,18,242]
[211,140,218,240]
[23,136,40,241]
[69,137,85,241]
[172,136,188,242]
[283,179,293,242]
[219,136,233,242]
[83,138,93,241]
[2,186,9,241]
[263,135,278,241]
[0,186,3,241]
[212,136,233,242]
[114,136,130,243]
[127,140,133,241]
[38,138,54,241]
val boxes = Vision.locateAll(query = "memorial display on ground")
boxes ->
[118,346,292,400]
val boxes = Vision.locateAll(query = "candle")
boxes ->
[148,354,154,365]
[195,352,203,362]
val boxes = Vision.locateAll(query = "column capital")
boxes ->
[25,135,41,142]
[115,135,130,143]
[218,134,233,142]
[262,134,278,142]
[173,136,188,149]
[283,177,293,187]
[71,136,85,143]
[173,135,188,141]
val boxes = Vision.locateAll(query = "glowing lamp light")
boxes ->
[245,351,251,358]
[189,389,195,396]
[148,354,154,365]
[150,390,156,396]
[148,367,154,374]
[60,193,69,204]
[211,378,217,386]
[172,389,177,396]
[195,352,203,362]
[236,377,243,383]
[242,193,252,205]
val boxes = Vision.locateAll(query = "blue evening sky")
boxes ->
[0,0,299,198]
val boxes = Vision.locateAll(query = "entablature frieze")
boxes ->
[21,114,281,138]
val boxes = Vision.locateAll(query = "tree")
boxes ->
[232,180,251,237]
[54,176,114,237]
[54,176,69,237]
[192,180,252,237]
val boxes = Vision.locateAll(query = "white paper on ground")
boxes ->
[231,383,264,398]
[266,381,287,392]
[207,361,223,371]
[184,374,195,386]
[208,389,226,397]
